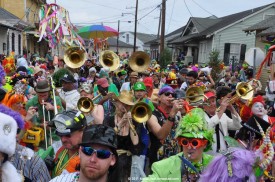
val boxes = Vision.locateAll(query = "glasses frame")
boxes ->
[178,138,208,149]
[163,92,176,98]
[81,146,113,159]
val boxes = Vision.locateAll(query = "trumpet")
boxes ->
[77,94,102,113]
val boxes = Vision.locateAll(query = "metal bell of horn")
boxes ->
[129,51,150,72]
[99,50,120,71]
[64,47,87,68]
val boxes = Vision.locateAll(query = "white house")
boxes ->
[166,3,275,66]
[119,31,157,52]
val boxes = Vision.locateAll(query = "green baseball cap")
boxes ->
[133,82,146,91]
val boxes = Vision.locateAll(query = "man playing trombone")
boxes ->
[202,90,242,154]
[25,79,64,149]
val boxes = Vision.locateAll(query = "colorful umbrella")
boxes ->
[77,25,119,39]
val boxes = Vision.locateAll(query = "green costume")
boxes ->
[143,108,214,182]
[143,152,213,182]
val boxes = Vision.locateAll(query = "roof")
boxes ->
[0,8,29,29]
[0,8,19,20]
[168,3,273,44]
[120,31,157,43]
[199,3,272,36]
[144,25,186,45]
[243,15,275,36]
[107,37,134,48]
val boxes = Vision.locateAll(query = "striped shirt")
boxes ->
[12,144,51,182]
[50,172,78,182]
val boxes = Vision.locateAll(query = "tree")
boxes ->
[208,50,223,84]
[159,48,172,68]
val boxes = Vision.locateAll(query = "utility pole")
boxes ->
[116,20,120,54]
[133,0,138,52]
[157,6,161,38]
[160,0,166,58]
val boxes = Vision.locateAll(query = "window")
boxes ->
[18,34,21,55]
[126,34,129,43]
[230,43,240,55]
[12,33,15,52]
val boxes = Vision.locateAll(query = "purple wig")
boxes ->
[0,104,24,129]
[199,148,261,182]
[0,64,6,87]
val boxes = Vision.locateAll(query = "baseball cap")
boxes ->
[133,82,146,91]
[204,91,216,101]
[60,73,76,83]
[143,77,153,88]
[80,124,117,149]
[97,78,109,88]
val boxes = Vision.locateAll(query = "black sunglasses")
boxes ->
[81,146,113,159]
[163,92,176,97]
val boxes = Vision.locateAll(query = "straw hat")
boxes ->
[114,90,135,106]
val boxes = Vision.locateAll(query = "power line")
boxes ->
[183,0,208,30]
[191,0,215,16]
[138,0,168,21]
[166,0,175,34]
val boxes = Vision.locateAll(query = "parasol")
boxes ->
[77,25,119,39]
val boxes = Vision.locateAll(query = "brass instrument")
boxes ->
[131,102,152,123]
[64,47,87,68]
[129,51,150,72]
[99,50,120,71]
[216,81,255,111]
[185,87,205,104]
[77,94,102,113]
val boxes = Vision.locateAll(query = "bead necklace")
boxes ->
[72,172,80,182]
[55,149,78,176]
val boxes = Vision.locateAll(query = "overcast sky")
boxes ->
[48,0,275,35]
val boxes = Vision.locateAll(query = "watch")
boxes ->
[167,116,175,123]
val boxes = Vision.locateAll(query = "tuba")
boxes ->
[99,50,120,71]
[129,51,150,72]
[131,102,152,123]
[64,47,87,68]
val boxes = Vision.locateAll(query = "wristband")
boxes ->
[168,116,175,123]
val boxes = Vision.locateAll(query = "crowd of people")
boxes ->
[0,49,275,182]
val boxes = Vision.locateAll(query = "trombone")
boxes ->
[77,94,102,113]
[216,81,255,111]
[131,102,152,123]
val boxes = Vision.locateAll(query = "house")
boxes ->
[243,15,275,51]
[106,37,135,57]
[119,31,157,52]
[0,7,29,56]
[159,3,275,66]
[145,26,185,60]
[0,0,47,57]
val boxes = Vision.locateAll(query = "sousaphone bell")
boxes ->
[129,51,150,72]
[99,50,120,71]
[64,47,87,68]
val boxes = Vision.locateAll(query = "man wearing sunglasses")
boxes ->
[143,108,214,182]
[50,124,117,182]
[146,86,183,169]
[51,110,87,178]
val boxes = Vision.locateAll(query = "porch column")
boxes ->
[185,46,193,65]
